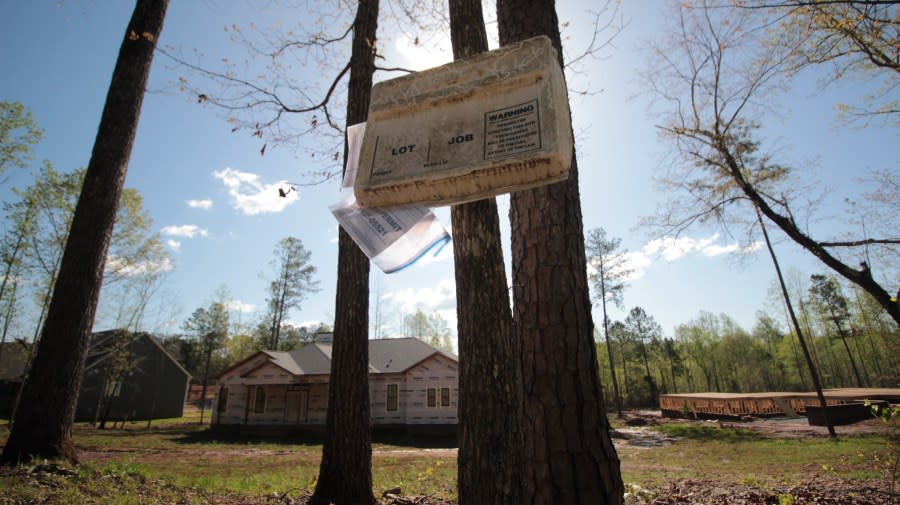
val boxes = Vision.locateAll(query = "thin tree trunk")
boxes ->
[271,266,289,349]
[853,291,886,382]
[497,1,623,503]
[829,314,864,388]
[310,1,378,503]
[669,359,678,394]
[600,287,623,416]
[798,296,835,386]
[780,299,810,389]
[448,1,523,503]
[757,209,836,438]
[0,271,21,369]
[821,332,846,387]
[848,332,871,387]
[0,227,29,308]
[1,0,168,465]
[199,334,213,425]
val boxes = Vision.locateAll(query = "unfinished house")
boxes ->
[212,336,458,436]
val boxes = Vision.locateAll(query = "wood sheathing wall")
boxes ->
[214,353,458,427]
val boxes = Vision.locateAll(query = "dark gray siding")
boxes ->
[75,333,190,422]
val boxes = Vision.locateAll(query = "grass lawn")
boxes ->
[0,413,894,504]
[621,424,890,489]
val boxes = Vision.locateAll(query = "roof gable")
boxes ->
[216,338,457,380]
[85,330,190,379]
[367,337,457,373]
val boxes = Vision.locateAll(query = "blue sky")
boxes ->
[1,1,894,347]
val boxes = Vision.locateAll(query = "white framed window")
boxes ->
[217,387,228,412]
[387,384,399,411]
[254,386,266,413]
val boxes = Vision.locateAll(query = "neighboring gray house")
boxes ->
[212,337,458,434]
[76,330,192,422]
[0,331,191,422]
[0,340,30,418]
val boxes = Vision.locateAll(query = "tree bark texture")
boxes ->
[448,2,524,504]
[496,1,624,503]
[309,0,378,503]
[1,0,168,465]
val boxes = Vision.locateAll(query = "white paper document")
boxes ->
[330,123,450,273]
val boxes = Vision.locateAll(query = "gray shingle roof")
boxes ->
[263,343,333,375]
[366,337,456,373]
[242,338,457,378]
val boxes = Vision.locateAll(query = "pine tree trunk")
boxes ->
[600,287,623,416]
[830,315,864,388]
[448,1,524,504]
[1,0,168,465]
[496,1,623,503]
[309,1,378,503]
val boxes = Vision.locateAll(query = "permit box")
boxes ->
[354,35,573,208]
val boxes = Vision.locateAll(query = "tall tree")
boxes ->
[3,164,169,343]
[448,1,524,503]
[0,102,43,336]
[17,164,83,343]
[735,0,899,123]
[586,227,632,417]
[403,309,434,339]
[1,0,168,464]
[496,1,624,503]
[623,307,662,406]
[264,237,319,350]
[310,0,378,503]
[183,300,229,425]
[757,210,836,437]
[644,0,900,327]
[0,101,43,178]
[809,273,865,388]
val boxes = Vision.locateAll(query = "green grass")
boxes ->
[619,433,890,489]
[0,416,892,503]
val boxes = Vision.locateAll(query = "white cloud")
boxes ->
[161,224,209,238]
[643,235,718,261]
[384,278,457,314]
[225,300,257,314]
[285,319,327,330]
[702,242,740,256]
[213,167,298,215]
[187,199,213,210]
[166,239,181,251]
[620,234,759,281]
[621,250,654,281]
[106,255,174,277]
[392,35,452,72]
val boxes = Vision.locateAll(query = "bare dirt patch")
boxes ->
[618,409,894,438]
[628,478,895,504]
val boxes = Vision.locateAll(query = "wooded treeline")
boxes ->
[596,283,899,409]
